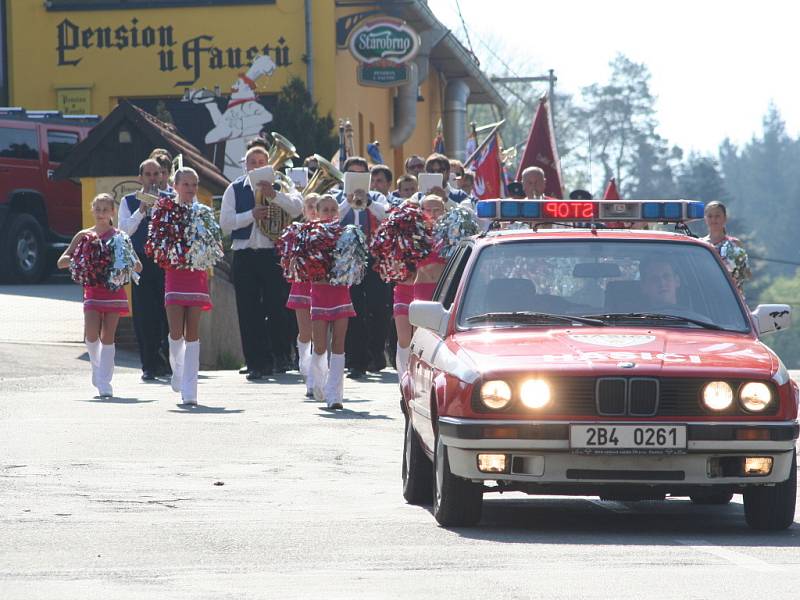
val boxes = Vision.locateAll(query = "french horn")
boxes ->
[302,154,343,197]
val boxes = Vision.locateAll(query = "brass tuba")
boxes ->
[302,154,343,197]
[254,132,298,240]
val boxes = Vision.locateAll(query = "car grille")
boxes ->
[472,377,779,417]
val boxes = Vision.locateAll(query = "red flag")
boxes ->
[473,133,502,199]
[515,95,563,199]
[603,178,620,200]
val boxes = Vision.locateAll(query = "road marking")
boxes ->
[676,539,783,572]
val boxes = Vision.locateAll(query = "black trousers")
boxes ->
[130,255,169,373]
[346,266,392,371]
[232,248,290,372]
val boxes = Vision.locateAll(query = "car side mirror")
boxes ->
[409,300,450,337]
[752,304,792,335]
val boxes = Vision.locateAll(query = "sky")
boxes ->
[427,0,800,155]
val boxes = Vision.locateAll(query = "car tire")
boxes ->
[743,453,797,531]
[689,491,734,505]
[402,414,433,505]
[1,214,47,283]
[432,433,482,527]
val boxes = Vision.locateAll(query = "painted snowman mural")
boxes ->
[191,54,276,180]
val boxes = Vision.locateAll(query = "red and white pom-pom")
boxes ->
[145,196,191,269]
[69,232,112,287]
[369,203,432,282]
[292,221,341,282]
[277,221,304,282]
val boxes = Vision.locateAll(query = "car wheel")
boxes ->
[1,214,47,283]
[432,433,482,526]
[690,491,734,505]
[402,413,432,505]
[743,453,797,531]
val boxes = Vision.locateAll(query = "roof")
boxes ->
[353,0,506,108]
[54,99,229,194]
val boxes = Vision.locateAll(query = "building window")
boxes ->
[48,131,80,163]
[0,128,39,160]
[45,0,275,10]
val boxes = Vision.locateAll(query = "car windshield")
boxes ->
[458,240,749,332]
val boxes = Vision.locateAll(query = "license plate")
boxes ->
[570,424,687,454]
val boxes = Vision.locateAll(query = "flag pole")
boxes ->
[464,119,505,169]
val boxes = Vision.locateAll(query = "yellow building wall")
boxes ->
[7,0,337,118]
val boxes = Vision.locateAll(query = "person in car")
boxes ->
[639,258,681,307]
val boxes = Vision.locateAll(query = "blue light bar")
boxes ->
[474,199,705,225]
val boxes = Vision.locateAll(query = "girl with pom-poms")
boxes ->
[412,195,448,304]
[282,192,320,398]
[304,194,367,410]
[146,167,223,405]
[702,200,751,295]
[58,193,142,398]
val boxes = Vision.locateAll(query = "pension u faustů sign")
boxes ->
[348,17,420,87]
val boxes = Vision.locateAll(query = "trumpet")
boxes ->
[302,154,343,197]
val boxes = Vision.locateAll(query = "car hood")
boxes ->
[450,327,774,378]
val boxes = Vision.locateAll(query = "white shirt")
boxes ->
[117,192,147,237]
[220,177,303,250]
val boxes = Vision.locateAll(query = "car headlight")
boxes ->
[740,382,772,412]
[520,379,551,409]
[703,381,733,410]
[480,380,512,410]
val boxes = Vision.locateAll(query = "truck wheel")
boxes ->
[743,453,797,531]
[690,491,734,505]
[402,413,432,505]
[2,214,47,283]
[432,433,482,526]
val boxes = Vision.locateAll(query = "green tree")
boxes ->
[270,77,338,163]
[759,271,800,367]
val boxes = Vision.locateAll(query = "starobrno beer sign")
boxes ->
[348,17,421,87]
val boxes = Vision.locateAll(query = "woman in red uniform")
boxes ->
[308,195,357,410]
[162,167,220,405]
[58,193,142,398]
[413,195,447,303]
[286,192,319,397]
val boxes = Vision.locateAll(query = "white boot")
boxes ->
[310,351,328,401]
[396,344,410,381]
[324,353,345,409]
[85,338,101,388]
[181,340,199,405]
[297,339,314,396]
[97,343,115,398]
[169,335,185,393]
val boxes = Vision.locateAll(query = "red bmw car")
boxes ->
[402,199,797,530]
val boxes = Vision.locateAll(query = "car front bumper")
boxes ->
[439,417,798,487]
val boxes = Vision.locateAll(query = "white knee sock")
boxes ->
[297,338,312,379]
[396,344,411,380]
[324,353,345,407]
[169,335,185,393]
[310,351,328,401]
[181,341,199,405]
[98,343,115,397]
[85,339,101,387]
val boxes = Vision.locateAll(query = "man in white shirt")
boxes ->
[118,158,171,381]
[220,146,303,380]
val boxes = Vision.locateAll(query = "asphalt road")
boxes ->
[2,281,800,599]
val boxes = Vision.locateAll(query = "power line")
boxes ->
[453,0,475,58]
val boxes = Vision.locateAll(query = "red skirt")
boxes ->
[286,281,311,310]
[83,285,129,315]
[393,283,414,317]
[413,282,437,302]
[310,283,356,322]
[165,268,212,311]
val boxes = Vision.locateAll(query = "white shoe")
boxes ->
[182,397,198,406]
[85,339,101,388]
[324,353,345,408]
[310,352,328,401]
[97,344,115,397]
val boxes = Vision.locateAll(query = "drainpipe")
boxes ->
[443,79,471,161]
[304,0,314,99]
[390,29,435,148]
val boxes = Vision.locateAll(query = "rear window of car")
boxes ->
[0,127,39,160]
[458,239,750,332]
[47,130,79,163]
